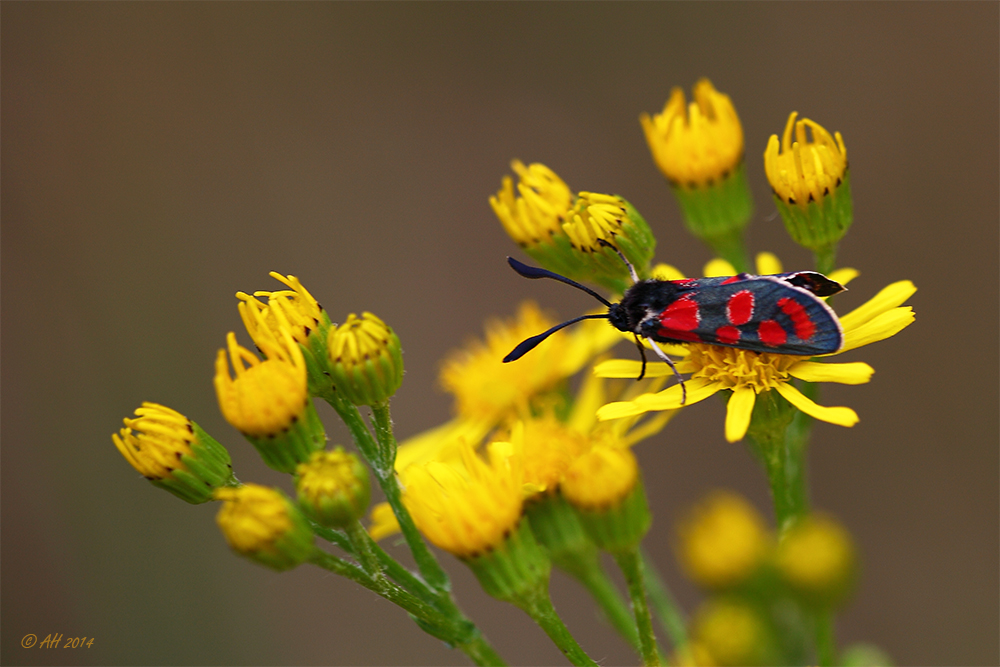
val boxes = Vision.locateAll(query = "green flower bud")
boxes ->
[327,312,403,406]
[113,402,235,504]
[295,448,371,528]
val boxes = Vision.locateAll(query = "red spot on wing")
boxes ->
[778,297,816,340]
[673,278,696,284]
[758,320,787,346]
[658,295,699,331]
[715,325,740,344]
[720,276,741,285]
[726,290,754,325]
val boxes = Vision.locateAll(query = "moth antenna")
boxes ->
[503,313,610,363]
[506,257,612,308]
[596,238,639,284]
[633,334,648,381]
[647,338,687,405]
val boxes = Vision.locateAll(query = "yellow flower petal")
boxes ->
[774,383,859,428]
[827,267,859,287]
[651,263,687,281]
[725,386,757,442]
[839,307,915,353]
[755,252,782,276]
[839,280,916,332]
[597,377,720,420]
[704,258,736,278]
[788,361,874,385]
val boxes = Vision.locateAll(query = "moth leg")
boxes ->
[647,338,687,406]
[633,334,648,381]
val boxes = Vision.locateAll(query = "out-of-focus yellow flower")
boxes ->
[775,513,857,607]
[296,448,371,528]
[215,484,315,571]
[440,301,618,427]
[691,598,774,666]
[676,491,771,590]
[402,439,522,560]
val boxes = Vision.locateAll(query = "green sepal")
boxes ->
[302,316,336,398]
[672,163,753,236]
[150,422,236,504]
[247,399,326,474]
[525,492,598,578]
[773,170,853,254]
[328,329,403,407]
[463,519,551,608]
[573,477,652,555]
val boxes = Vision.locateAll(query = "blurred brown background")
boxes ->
[2,3,997,666]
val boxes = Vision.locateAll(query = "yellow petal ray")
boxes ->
[788,361,874,385]
[594,354,692,378]
[838,280,916,332]
[597,377,720,420]
[827,267,859,287]
[775,383,859,427]
[651,263,687,281]
[725,386,757,443]
[839,307,915,353]
[704,258,736,277]
[755,252,782,275]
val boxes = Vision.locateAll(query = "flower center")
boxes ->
[686,343,801,392]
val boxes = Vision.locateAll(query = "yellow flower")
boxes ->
[595,257,916,442]
[775,513,856,606]
[489,160,572,248]
[676,491,771,590]
[215,484,315,571]
[691,598,773,666]
[214,330,308,438]
[561,443,639,512]
[641,78,744,189]
[327,312,403,406]
[237,272,327,348]
[764,112,847,207]
[366,501,401,542]
[402,439,522,559]
[440,301,618,426]
[113,402,234,503]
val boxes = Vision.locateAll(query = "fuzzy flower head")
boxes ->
[440,301,618,427]
[237,272,328,349]
[490,160,573,249]
[327,312,404,406]
[596,256,916,442]
[402,439,523,559]
[641,78,744,189]
[214,330,308,438]
[215,484,315,571]
[765,112,848,208]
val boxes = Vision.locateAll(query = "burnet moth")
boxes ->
[503,240,846,404]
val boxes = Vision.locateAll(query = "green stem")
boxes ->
[613,549,661,666]
[813,608,836,667]
[640,549,690,657]
[325,393,450,592]
[813,244,837,276]
[515,587,598,667]
[746,392,807,532]
[457,634,507,667]
[706,232,752,274]
[371,402,397,470]
[566,552,643,655]
[308,548,449,628]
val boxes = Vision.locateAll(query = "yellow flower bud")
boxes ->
[296,448,371,528]
[327,312,403,406]
[215,484,315,571]
[775,513,857,607]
